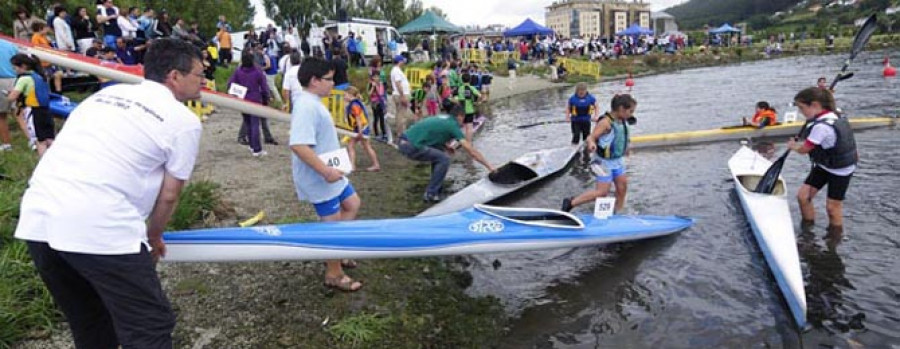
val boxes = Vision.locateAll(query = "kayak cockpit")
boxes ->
[737,175,785,195]
[474,204,584,229]
[487,162,538,185]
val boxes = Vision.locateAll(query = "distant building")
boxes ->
[651,11,677,35]
[546,0,652,39]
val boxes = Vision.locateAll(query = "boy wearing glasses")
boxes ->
[289,57,363,292]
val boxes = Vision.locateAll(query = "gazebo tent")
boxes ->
[398,10,463,34]
[503,18,554,37]
[616,23,654,36]
[708,23,741,34]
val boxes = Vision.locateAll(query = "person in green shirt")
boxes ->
[398,102,495,202]
[455,72,481,144]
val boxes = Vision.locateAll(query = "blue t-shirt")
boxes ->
[290,90,349,204]
[568,93,596,122]
[0,40,18,78]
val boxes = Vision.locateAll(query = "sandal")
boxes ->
[324,275,363,292]
[340,259,358,269]
[365,166,381,172]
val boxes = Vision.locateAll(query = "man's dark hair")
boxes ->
[298,57,334,88]
[53,6,66,17]
[143,38,202,83]
[611,94,636,111]
[289,52,301,66]
[240,51,254,68]
[449,103,465,117]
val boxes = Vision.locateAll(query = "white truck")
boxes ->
[310,18,408,60]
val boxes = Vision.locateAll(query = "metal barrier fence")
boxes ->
[558,58,602,79]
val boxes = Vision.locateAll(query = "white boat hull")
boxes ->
[728,145,806,327]
[419,145,581,217]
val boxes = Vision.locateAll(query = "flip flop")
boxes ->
[365,166,381,172]
[324,275,363,292]
[340,259,358,269]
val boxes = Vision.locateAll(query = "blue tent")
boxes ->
[709,23,741,34]
[616,23,654,36]
[504,18,554,37]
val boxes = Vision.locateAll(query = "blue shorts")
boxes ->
[354,126,371,136]
[334,83,350,91]
[591,157,626,183]
[312,183,356,217]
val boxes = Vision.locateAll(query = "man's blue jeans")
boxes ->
[399,141,450,196]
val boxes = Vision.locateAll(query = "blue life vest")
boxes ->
[265,54,279,75]
[596,113,629,159]
[18,72,50,108]
[568,93,596,123]
[345,99,369,129]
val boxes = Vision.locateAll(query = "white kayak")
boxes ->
[419,144,581,217]
[728,145,806,327]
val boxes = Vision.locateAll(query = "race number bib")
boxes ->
[228,83,248,99]
[593,197,616,219]
[318,148,352,174]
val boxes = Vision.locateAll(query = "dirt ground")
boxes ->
[14,73,565,348]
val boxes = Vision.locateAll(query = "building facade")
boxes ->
[546,0,652,39]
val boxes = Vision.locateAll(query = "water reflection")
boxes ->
[799,223,864,334]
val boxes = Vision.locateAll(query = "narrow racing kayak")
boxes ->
[162,204,693,262]
[728,145,806,327]
[419,145,581,217]
[633,117,894,149]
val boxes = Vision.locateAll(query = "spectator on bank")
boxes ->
[72,7,98,54]
[96,0,121,49]
[14,7,45,41]
[52,7,76,52]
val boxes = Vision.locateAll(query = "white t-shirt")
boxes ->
[278,54,291,75]
[806,114,856,176]
[282,65,302,103]
[390,65,410,96]
[15,81,202,255]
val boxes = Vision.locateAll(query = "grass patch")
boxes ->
[327,312,392,346]
[168,180,223,231]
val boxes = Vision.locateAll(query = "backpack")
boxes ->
[18,72,50,107]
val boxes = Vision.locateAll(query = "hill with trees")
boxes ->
[664,0,803,30]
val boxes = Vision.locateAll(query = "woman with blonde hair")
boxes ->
[344,86,381,171]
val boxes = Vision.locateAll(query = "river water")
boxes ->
[447,50,899,348]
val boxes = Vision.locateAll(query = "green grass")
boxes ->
[327,312,392,346]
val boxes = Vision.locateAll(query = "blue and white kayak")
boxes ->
[729,145,806,327]
[162,204,693,263]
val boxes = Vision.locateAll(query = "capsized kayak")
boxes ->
[162,204,693,262]
[728,145,806,327]
[419,145,581,217]
[633,117,895,149]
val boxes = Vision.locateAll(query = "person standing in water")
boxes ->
[787,86,857,230]
[566,82,599,145]
[562,94,637,213]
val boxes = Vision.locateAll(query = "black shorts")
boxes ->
[30,107,55,141]
[464,113,475,124]
[804,165,853,201]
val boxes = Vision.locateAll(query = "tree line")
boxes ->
[263,0,447,36]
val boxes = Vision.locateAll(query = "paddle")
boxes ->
[517,119,569,129]
[753,14,877,194]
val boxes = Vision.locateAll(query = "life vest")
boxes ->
[798,112,858,169]
[569,93,595,122]
[345,99,369,129]
[17,72,50,108]
[752,109,777,126]
[596,112,629,160]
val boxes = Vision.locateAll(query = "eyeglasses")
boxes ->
[319,76,334,81]
[181,71,205,79]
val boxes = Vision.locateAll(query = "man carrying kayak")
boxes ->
[562,94,637,213]
[787,87,857,230]
[566,82,599,145]
[742,101,777,128]
[398,101,496,202]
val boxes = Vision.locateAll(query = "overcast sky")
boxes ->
[420,0,688,27]
[253,0,687,28]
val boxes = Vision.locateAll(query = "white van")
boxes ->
[311,18,408,59]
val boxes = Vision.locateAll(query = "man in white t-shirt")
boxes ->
[15,38,205,348]
[281,52,302,111]
[390,54,413,140]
